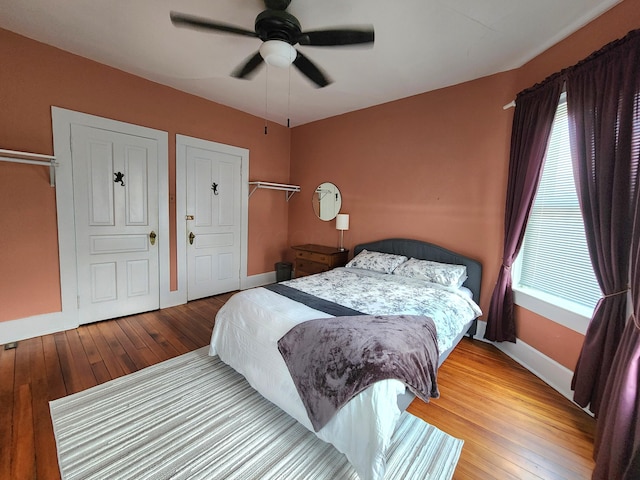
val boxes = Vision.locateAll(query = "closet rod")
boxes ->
[0,149,58,187]
[248,181,300,201]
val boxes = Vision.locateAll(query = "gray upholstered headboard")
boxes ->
[353,238,482,305]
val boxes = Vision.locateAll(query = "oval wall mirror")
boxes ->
[312,182,342,221]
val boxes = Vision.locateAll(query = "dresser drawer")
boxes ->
[291,244,349,278]
[295,249,329,264]
[295,258,329,276]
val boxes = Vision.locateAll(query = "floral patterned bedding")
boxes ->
[281,267,482,353]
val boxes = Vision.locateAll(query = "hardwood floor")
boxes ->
[408,340,595,479]
[1,293,595,479]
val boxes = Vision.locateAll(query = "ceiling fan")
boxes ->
[170,0,374,88]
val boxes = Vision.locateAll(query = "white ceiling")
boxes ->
[0,0,621,126]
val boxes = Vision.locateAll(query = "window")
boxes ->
[513,95,602,331]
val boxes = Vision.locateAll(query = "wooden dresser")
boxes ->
[291,244,349,277]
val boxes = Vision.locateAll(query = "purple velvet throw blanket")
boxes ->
[277,314,440,432]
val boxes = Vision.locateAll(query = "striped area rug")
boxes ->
[50,347,463,480]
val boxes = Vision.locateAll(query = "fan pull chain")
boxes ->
[287,63,291,128]
[264,65,269,135]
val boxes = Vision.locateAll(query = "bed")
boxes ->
[209,238,482,480]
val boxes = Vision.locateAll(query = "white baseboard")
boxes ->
[242,271,277,290]
[474,320,588,413]
[0,311,78,345]
[1,272,277,345]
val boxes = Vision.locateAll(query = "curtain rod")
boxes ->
[503,100,516,110]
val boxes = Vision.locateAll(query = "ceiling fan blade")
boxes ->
[231,51,265,79]
[170,11,258,38]
[298,26,374,46]
[293,51,332,88]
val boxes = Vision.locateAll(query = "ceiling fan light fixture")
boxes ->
[259,40,296,68]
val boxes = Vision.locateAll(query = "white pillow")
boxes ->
[346,249,408,274]
[393,258,467,288]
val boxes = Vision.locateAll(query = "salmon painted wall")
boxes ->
[0,28,291,322]
[288,0,640,370]
[288,71,513,318]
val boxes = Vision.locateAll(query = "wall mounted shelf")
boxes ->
[0,148,58,187]
[248,181,300,202]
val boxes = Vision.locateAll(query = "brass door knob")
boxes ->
[149,231,157,246]
[189,232,195,245]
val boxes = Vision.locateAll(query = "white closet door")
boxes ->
[72,124,160,324]
[186,144,242,300]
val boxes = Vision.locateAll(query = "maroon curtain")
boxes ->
[593,168,640,478]
[592,319,640,479]
[567,30,640,417]
[565,30,640,478]
[484,79,563,342]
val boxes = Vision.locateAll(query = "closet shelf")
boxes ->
[248,181,300,202]
[0,149,58,187]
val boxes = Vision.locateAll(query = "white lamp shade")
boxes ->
[259,40,297,68]
[336,213,350,231]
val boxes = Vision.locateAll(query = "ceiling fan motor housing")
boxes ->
[255,10,302,44]
[264,0,291,11]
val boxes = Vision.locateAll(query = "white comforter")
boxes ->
[209,268,481,480]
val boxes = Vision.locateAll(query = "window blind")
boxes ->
[517,98,602,310]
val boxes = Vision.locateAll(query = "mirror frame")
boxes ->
[312,182,342,221]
